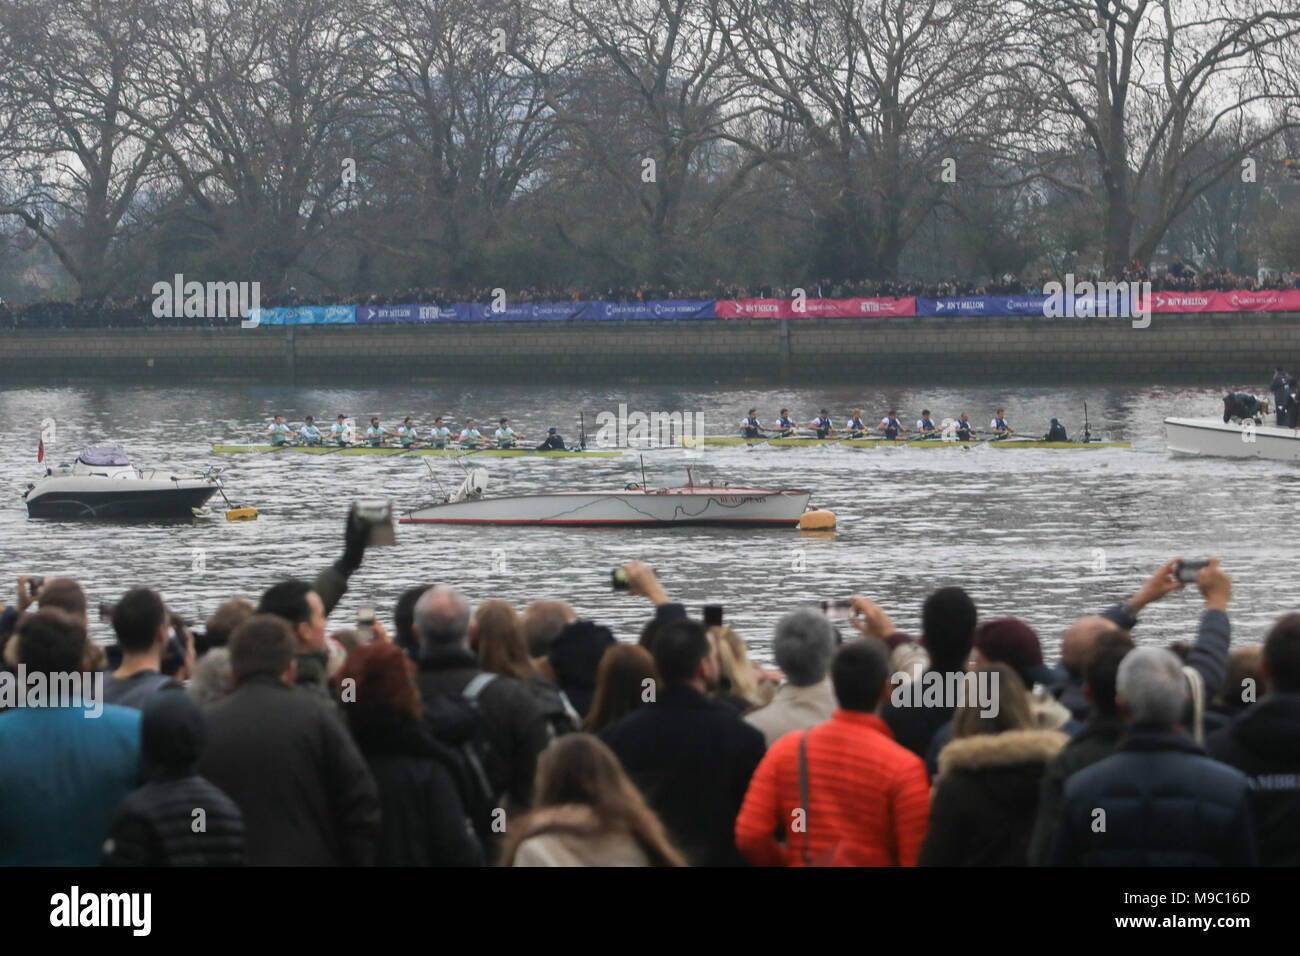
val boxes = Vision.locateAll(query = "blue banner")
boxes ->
[251,305,356,325]
[354,299,717,323]
[916,296,1051,316]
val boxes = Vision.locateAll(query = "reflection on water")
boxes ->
[1,382,1293,664]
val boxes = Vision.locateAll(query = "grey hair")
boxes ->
[773,608,835,686]
[189,647,233,706]
[413,586,471,648]
[1117,646,1187,726]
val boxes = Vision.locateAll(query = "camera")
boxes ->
[26,575,45,596]
[611,568,630,591]
[820,599,853,622]
[1175,559,1210,584]
[703,605,724,627]
[353,499,395,547]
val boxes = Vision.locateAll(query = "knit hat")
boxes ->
[973,617,1057,688]
[548,621,616,717]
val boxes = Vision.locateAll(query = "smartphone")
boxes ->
[611,568,630,591]
[354,499,396,547]
[820,599,853,622]
[1175,559,1210,584]
[357,607,376,642]
[98,600,118,622]
[703,605,724,627]
[26,575,44,595]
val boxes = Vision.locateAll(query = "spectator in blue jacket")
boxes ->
[1047,646,1256,866]
[0,608,141,865]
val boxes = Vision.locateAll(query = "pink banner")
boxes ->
[714,297,916,319]
[1148,289,1300,312]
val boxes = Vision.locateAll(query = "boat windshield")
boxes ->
[76,446,131,467]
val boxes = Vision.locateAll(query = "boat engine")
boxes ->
[450,467,488,503]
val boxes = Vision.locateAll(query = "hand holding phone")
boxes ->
[357,607,376,642]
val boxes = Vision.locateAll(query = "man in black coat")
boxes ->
[1206,612,1300,865]
[1048,646,1256,866]
[599,618,766,867]
[412,586,548,811]
[104,687,244,866]
[197,615,381,866]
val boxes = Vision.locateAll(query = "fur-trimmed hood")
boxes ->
[510,804,652,867]
[937,728,1069,775]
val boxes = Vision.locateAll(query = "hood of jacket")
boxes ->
[140,686,206,778]
[937,728,1069,775]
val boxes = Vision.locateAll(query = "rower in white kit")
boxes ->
[267,414,293,446]
[299,416,323,446]
[330,414,352,446]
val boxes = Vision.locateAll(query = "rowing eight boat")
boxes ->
[679,436,1130,449]
[212,444,622,458]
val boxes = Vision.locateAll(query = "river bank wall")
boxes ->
[2,313,1297,385]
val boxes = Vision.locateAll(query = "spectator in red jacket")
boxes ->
[735,638,931,866]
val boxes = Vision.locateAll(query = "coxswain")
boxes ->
[460,418,485,448]
[1044,418,1069,441]
[845,409,867,437]
[330,414,352,446]
[878,409,905,441]
[916,409,938,438]
[298,415,323,446]
[536,427,566,451]
[365,417,388,446]
[494,417,523,447]
[954,413,973,441]
[809,408,835,439]
[267,414,293,446]
[427,416,452,449]
[773,408,797,437]
[990,408,1014,439]
[396,416,419,448]
[740,408,765,439]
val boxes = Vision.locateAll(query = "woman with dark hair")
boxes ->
[502,734,684,867]
[919,663,1068,866]
[582,643,658,733]
[335,642,483,866]
[474,600,579,737]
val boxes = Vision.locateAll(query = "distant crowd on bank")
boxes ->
[4,262,1299,329]
[0,512,1296,867]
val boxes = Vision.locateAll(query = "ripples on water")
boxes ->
[2,383,1294,665]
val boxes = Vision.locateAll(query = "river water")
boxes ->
[2,383,1293,664]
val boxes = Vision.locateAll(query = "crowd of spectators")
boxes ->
[0,510,1296,868]
[3,264,1298,329]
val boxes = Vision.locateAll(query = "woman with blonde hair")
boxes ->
[474,599,579,736]
[708,626,774,713]
[582,642,658,733]
[502,734,685,866]
[919,663,1068,866]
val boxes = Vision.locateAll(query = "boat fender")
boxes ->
[799,509,836,531]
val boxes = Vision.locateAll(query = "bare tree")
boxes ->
[0,0,166,299]
[1012,0,1300,275]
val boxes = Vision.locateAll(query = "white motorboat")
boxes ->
[400,467,812,526]
[1164,417,1300,462]
[24,446,223,519]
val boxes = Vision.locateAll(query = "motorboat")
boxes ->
[1165,417,1300,462]
[400,466,812,526]
[24,446,223,519]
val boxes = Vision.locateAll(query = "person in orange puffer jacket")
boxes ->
[735,637,930,866]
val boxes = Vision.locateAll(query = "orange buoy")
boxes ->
[798,509,836,530]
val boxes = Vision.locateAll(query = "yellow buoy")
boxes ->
[798,509,836,530]
[226,507,259,521]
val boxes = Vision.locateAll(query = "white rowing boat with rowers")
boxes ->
[400,466,812,527]
[678,435,1129,450]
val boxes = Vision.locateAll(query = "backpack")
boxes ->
[421,672,500,847]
